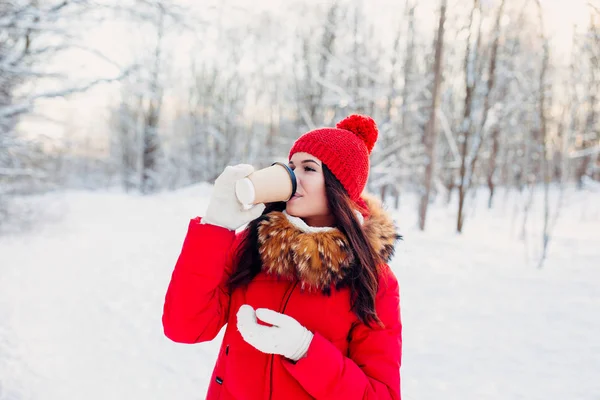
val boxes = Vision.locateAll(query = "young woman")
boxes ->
[162,114,402,399]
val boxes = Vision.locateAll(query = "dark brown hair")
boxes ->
[227,164,383,327]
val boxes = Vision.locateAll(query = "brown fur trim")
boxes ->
[257,193,399,292]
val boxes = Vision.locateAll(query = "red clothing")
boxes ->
[163,217,402,399]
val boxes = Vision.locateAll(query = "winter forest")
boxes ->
[1,0,598,233]
[1,0,599,399]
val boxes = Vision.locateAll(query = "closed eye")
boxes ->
[288,165,316,172]
[288,160,319,172]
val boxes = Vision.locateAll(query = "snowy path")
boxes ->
[1,187,598,399]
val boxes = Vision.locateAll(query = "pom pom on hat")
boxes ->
[336,114,378,154]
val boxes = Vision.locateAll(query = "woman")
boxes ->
[162,114,402,399]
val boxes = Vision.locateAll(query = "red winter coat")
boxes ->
[163,196,402,399]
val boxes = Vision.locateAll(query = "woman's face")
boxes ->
[286,152,333,227]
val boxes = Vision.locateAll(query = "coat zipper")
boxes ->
[268,280,298,400]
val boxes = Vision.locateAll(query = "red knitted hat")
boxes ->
[289,114,378,204]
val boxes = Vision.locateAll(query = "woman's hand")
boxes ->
[201,164,266,231]
[236,304,314,362]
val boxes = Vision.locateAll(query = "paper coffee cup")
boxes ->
[235,162,297,205]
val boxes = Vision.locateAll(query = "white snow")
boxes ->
[0,185,598,399]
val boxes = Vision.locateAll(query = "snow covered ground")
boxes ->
[0,185,598,400]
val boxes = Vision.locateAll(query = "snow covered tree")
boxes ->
[0,0,129,229]
[418,0,447,231]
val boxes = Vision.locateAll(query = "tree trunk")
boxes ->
[535,0,551,268]
[487,126,500,208]
[456,0,479,233]
[418,0,447,231]
[457,0,505,232]
[141,4,165,194]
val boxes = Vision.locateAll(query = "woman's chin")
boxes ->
[285,203,305,217]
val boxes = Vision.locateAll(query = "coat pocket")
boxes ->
[206,343,229,399]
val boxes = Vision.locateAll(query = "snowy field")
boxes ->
[0,185,598,400]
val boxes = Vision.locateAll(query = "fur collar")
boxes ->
[257,194,400,293]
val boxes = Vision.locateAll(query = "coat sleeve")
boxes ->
[283,265,402,399]
[162,217,243,344]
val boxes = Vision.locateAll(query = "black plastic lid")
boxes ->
[271,162,297,201]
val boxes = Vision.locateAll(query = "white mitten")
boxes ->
[236,304,313,362]
[201,164,266,231]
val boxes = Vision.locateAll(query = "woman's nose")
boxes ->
[294,176,304,193]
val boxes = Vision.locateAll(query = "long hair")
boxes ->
[227,164,383,327]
